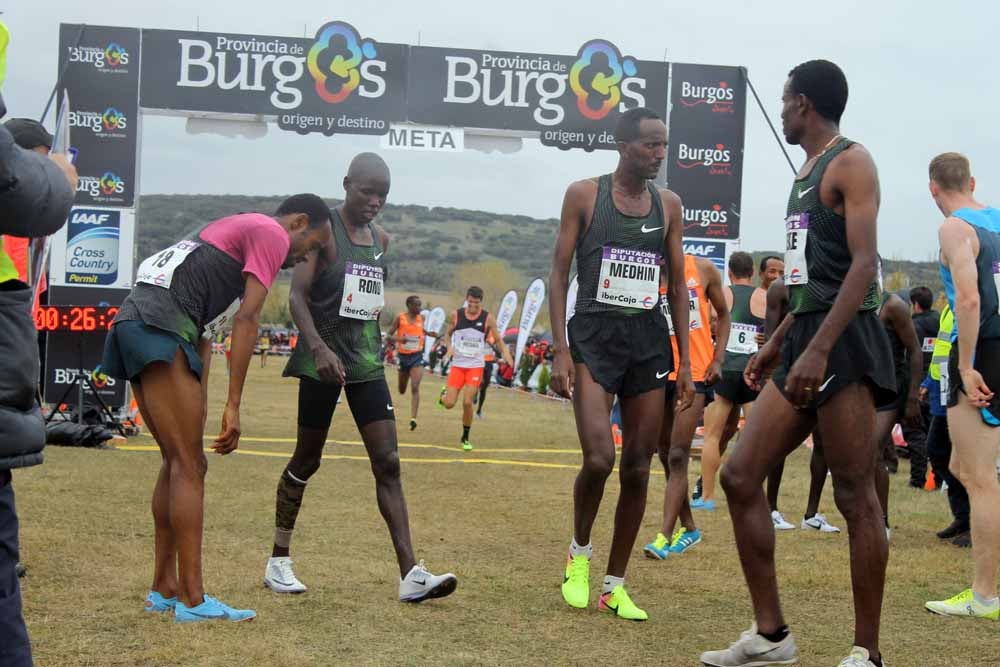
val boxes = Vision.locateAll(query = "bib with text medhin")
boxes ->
[596,245,661,309]
[785,212,810,286]
[340,261,385,320]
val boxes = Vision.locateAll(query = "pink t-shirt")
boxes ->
[198,213,289,289]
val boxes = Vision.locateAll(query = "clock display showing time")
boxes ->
[34,306,120,333]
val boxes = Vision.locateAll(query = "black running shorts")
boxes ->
[398,352,425,372]
[569,311,673,398]
[946,338,1000,426]
[771,310,897,413]
[298,377,395,430]
[714,369,759,405]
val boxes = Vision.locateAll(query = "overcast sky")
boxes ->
[3,0,993,261]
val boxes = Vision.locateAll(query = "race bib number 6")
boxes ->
[785,213,809,286]
[597,245,661,310]
[726,322,761,355]
[136,240,201,288]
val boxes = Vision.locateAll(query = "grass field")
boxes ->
[15,361,997,666]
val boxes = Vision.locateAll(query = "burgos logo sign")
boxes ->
[67,42,130,72]
[679,80,735,113]
[676,142,733,176]
[78,172,126,200]
[569,40,638,121]
[307,22,380,103]
[68,106,128,136]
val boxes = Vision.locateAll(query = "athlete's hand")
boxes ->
[551,348,575,399]
[755,331,767,347]
[213,402,241,455]
[744,341,780,392]
[674,366,695,411]
[918,386,929,404]
[315,346,346,385]
[704,360,722,386]
[502,350,513,367]
[903,394,923,429]
[960,367,994,408]
[785,347,829,410]
[50,153,79,190]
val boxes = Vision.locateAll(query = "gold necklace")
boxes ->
[813,134,842,160]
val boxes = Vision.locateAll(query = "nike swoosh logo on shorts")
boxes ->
[641,224,663,233]
[797,186,815,199]
[656,370,669,379]
[387,404,394,411]
[374,252,384,260]
[818,374,836,392]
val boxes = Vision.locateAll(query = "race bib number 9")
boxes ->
[136,240,201,288]
[597,245,661,310]
[340,262,384,321]
[726,322,761,355]
[785,213,809,286]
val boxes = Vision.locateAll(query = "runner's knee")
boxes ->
[666,445,689,472]
[582,450,615,480]
[719,462,751,500]
[170,450,207,480]
[288,456,321,481]
[371,448,401,481]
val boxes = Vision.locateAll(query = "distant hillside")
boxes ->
[135,195,943,296]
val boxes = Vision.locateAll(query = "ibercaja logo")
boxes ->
[67,41,130,72]
[679,80,735,113]
[569,40,640,121]
[307,21,381,104]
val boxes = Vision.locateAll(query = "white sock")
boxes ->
[602,575,624,594]
[569,538,592,559]
[973,591,999,607]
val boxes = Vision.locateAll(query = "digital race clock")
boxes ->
[34,305,119,332]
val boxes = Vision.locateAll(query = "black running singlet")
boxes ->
[574,174,669,324]
[784,138,880,315]
[722,284,764,373]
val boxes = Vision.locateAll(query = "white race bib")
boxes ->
[939,361,950,407]
[665,289,703,335]
[785,213,810,286]
[727,322,761,355]
[596,245,661,310]
[339,262,384,321]
[202,298,240,340]
[456,337,484,356]
[993,261,1000,314]
[922,337,937,353]
[135,240,202,288]
[400,335,422,353]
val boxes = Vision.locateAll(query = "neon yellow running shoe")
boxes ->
[643,532,670,560]
[462,440,473,452]
[560,555,590,609]
[598,585,648,621]
[926,588,1000,619]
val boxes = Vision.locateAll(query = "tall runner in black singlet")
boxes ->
[263,154,457,604]
[702,61,894,667]
[550,108,693,622]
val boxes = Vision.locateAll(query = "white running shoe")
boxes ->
[264,556,307,594]
[771,511,796,531]
[837,646,884,666]
[399,560,458,603]
[801,513,841,533]
[700,623,800,666]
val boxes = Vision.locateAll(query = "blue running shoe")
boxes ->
[642,532,670,560]
[144,591,176,613]
[691,498,716,511]
[668,528,702,554]
[174,595,256,624]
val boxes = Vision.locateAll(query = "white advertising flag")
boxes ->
[514,278,546,373]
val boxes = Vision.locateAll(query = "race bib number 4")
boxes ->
[785,213,809,286]
[597,245,661,310]
[727,322,761,355]
[136,240,201,288]
[340,262,384,321]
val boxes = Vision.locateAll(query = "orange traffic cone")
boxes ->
[129,398,143,427]
[924,468,937,491]
[611,423,623,448]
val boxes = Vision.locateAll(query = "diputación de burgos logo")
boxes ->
[66,41,130,72]
[307,21,379,104]
[569,40,639,120]
[679,80,735,113]
[675,142,734,176]
[68,106,129,136]
[77,171,126,201]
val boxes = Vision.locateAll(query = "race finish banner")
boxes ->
[495,289,519,334]
[667,63,747,241]
[406,43,668,151]
[139,21,408,136]
[514,278,546,373]
[58,24,140,207]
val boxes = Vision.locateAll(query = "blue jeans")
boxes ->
[0,470,32,666]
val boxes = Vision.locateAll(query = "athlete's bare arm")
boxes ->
[940,217,993,405]
[289,243,345,385]
[765,279,789,339]
[486,313,513,366]
[881,294,926,425]
[386,313,401,344]
[442,311,458,360]
[746,279,789,391]
[662,188,694,409]
[700,258,729,385]
[785,145,881,406]
[549,179,597,399]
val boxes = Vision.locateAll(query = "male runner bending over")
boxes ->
[551,107,693,621]
[265,154,456,602]
[925,152,1000,621]
[701,60,894,667]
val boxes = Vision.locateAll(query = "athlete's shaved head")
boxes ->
[929,152,972,193]
[343,152,391,225]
